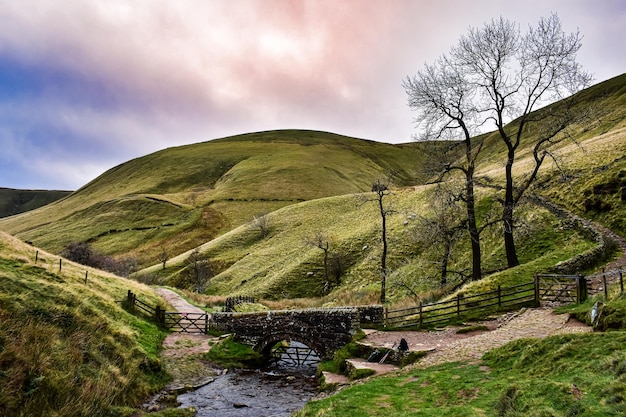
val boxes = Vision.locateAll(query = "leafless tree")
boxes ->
[306,231,332,291]
[185,248,212,293]
[305,231,349,293]
[357,178,394,303]
[158,247,169,270]
[403,53,486,281]
[248,213,270,239]
[405,14,591,270]
[416,187,468,286]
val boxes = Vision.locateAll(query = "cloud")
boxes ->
[0,0,624,189]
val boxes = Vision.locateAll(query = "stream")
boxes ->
[176,342,320,416]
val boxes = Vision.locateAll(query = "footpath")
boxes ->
[324,307,591,385]
[154,289,217,390]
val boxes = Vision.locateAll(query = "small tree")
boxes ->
[158,247,169,270]
[185,248,212,293]
[248,213,270,239]
[306,231,332,292]
[416,187,467,287]
[358,178,394,304]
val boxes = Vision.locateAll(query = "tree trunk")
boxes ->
[466,164,482,281]
[504,151,520,267]
[440,240,451,286]
[379,195,388,304]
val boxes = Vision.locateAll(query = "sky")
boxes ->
[0,0,624,191]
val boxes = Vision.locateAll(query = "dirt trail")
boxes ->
[153,288,218,391]
[359,307,591,374]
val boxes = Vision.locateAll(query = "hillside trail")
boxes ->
[153,288,219,392]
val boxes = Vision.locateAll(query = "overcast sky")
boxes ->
[0,0,624,190]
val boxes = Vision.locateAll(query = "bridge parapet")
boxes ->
[211,307,362,360]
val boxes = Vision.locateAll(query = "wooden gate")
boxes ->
[162,311,209,334]
[534,274,587,304]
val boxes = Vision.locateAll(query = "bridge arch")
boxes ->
[254,331,326,359]
[210,307,368,360]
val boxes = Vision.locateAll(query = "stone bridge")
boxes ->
[210,306,383,360]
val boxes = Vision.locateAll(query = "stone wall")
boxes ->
[529,195,609,274]
[211,307,360,359]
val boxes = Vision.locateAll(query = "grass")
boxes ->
[0,232,171,416]
[203,335,264,368]
[297,330,626,416]
[0,130,431,267]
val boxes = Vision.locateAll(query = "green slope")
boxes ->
[0,232,168,416]
[137,74,626,302]
[0,130,431,267]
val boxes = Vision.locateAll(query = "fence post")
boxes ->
[84,271,88,284]
[620,271,624,294]
[384,307,388,327]
[35,250,39,264]
[127,290,135,311]
[418,302,423,327]
[59,258,62,272]
[497,285,502,308]
[456,294,461,317]
[603,272,608,300]
[577,275,588,303]
[534,273,540,307]
[155,306,164,326]
[205,314,209,334]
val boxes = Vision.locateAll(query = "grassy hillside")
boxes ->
[0,188,71,218]
[0,130,431,268]
[136,74,626,303]
[138,184,596,303]
[0,232,169,416]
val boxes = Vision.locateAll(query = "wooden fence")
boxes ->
[223,295,256,312]
[385,281,537,328]
[385,268,625,329]
[126,290,209,334]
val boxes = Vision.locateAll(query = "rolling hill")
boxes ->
[0,188,71,218]
[0,130,432,268]
[0,231,168,415]
[1,74,625,304]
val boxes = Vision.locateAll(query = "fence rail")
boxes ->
[385,281,537,328]
[126,290,209,334]
[385,269,625,329]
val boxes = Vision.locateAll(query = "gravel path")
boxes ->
[361,307,591,372]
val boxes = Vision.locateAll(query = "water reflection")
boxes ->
[177,342,320,417]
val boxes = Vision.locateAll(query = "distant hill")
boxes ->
[0,188,71,218]
[0,130,432,267]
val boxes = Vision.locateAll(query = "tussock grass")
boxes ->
[0,232,169,416]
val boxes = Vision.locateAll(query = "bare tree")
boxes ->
[403,54,486,281]
[305,231,349,293]
[248,213,270,239]
[306,231,332,292]
[453,14,591,267]
[405,14,591,270]
[416,186,468,287]
[158,247,169,270]
[358,178,394,303]
[185,248,212,293]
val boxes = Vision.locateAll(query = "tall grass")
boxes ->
[0,232,169,416]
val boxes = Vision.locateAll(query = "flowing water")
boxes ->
[177,342,320,416]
